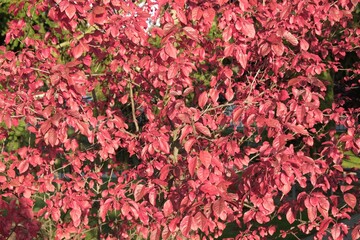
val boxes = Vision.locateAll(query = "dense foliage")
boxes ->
[0,0,359,239]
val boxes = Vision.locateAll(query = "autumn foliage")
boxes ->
[0,0,360,239]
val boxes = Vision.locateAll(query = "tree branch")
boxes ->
[129,80,139,132]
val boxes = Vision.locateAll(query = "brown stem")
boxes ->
[129,80,139,132]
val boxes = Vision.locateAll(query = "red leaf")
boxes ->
[159,164,171,180]
[198,91,208,109]
[224,44,234,57]
[65,4,76,19]
[51,208,61,222]
[344,193,357,209]
[0,176,6,183]
[187,156,196,177]
[169,217,180,232]
[222,26,232,42]
[244,210,256,223]
[0,162,5,172]
[165,42,177,59]
[272,43,284,56]
[163,200,173,217]
[18,161,29,174]
[200,182,219,195]
[183,27,200,42]
[209,89,219,104]
[70,207,81,227]
[197,167,209,182]
[212,198,225,217]
[180,125,193,142]
[46,128,57,147]
[283,31,298,46]
[203,8,215,24]
[307,206,317,222]
[158,137,170,154]
[233,107,243,122]
[241,20,256,38]
[225,87,234,101]
[285,123,309,135]
[331,224,341,240]
[3,114,12,128]
[180,216,192,237]
[194,122,211,137]
[194,212,206,231]
[236,49,247,69]
[279,90,289,101]
[72,43,83,59]
[286,207,295,224]
[288,77,303,86]
[259,43,271,56]
[184,138,196,153]
[168,64,179,79]
[134,184,147,202]
[149,190,156,206]
[199,150,212,168]
[150,227,160,240]
[300,39,309,51]
[352,225,360,240]
[318,218,332,237]
[191,7,203,21]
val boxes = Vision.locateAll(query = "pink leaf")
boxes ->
[222,26,232,42]
[167,64,179,79]
[244,210,256,223]
[259,43,271,56]
[46,128,57,147]
[307,206,317,222]
[165,42,177,59]
[344,193,357,209]
[72,43,83,59]
[163,200,173,217]
[225,87,234,101]
[232,107,243,122]
[0,162,5,172]
[197,167,209,182]
[286,208,295,224]
[134,184,146,202]
[285,123,309,135]
[18,161,29,174]
[158,137,170,154]
[65,4,76,19]
[352,225,360,240]
[198,91,208,109]
[187,156,196,177]
[199,150,212,168]
[236,49,247,69]
[283,31,298,46]
[194,122,211,137]
[300,39,309,51]
[70,207,81,227]
[183,27,200,42]
[184,138,196,153]
[180,216,192,237]
[241,20,256,38]
[272,43,284,56]
[194,212,206,231]
[200,182,218,195]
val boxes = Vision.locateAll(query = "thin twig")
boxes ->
[55,26,97,49]
[128,80,139,132]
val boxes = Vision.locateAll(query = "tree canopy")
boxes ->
[0,0,359,239]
